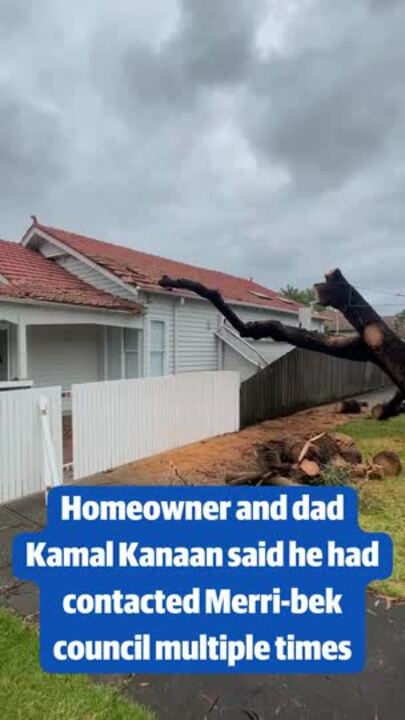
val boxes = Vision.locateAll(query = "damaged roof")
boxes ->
[0,239,142,313]
[32,223,303,313]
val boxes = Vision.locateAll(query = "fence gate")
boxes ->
[72,371,240,479]
[0,386,62,503]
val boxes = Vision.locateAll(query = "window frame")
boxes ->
[148,319,168,377]
[123,328,141,379]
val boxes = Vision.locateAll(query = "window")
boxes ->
[149,320,166,376]
[106,327,122,380]
[124,328,140,378]
[0,329,8,381]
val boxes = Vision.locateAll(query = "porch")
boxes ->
[0,300,145,391]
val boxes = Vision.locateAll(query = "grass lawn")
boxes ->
[0,610,154,720]
[338,414,405,599]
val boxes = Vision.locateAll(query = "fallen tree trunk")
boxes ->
[160,275,374,362]
[159,269,404,419]
[315,269,405,396]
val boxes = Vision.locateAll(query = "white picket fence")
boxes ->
[0,386,62,503]
[72,371,240,479]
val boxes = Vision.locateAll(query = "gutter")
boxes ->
[0,295,140,315]
[143,287,303,318]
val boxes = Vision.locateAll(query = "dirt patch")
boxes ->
[84,402,369,488]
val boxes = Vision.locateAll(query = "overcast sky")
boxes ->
[1,0,404,309]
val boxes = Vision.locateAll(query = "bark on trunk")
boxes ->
[315,269,405,394]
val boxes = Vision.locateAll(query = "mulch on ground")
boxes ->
[86,402,368,487]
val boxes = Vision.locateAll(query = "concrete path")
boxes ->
[353,385,395,407]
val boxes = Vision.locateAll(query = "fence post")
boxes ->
[39,396,61,501]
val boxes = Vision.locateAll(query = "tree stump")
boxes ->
[372,451,402,477]
[336,399,362,414]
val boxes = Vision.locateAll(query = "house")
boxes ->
[0,220,324,391]
[321,309,405,338]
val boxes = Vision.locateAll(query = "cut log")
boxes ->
[372,451,402,477]
[298,432,340,464]
[329,454,350,469]
[299,459,321,478]
[340,448,363,465]
[332,432,356,450]
[280,438,302,464]
[336,399,362,414]
[310,433,341,463]
[256,440,295,468]
[350,463,369,479]
[298,433,326,463]
[289,441,306,463]
[367,464,385,480]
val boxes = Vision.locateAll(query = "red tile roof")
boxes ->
[33,223,303,313]
[0,239,142,313]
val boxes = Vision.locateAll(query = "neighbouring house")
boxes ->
[321,309,405,338]
[0,220,324,391]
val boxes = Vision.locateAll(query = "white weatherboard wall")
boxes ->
[0,386,62,503]
[72,371,240,479]
[176,299,220,372]
[27,325,104,389]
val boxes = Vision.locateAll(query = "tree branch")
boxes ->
[159,275,374,362]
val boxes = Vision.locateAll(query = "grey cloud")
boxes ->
[0,90,62,203]
[0,0,30,39]
[91,0,266,120]
[1,0,405,311]
[244,2,405,193]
